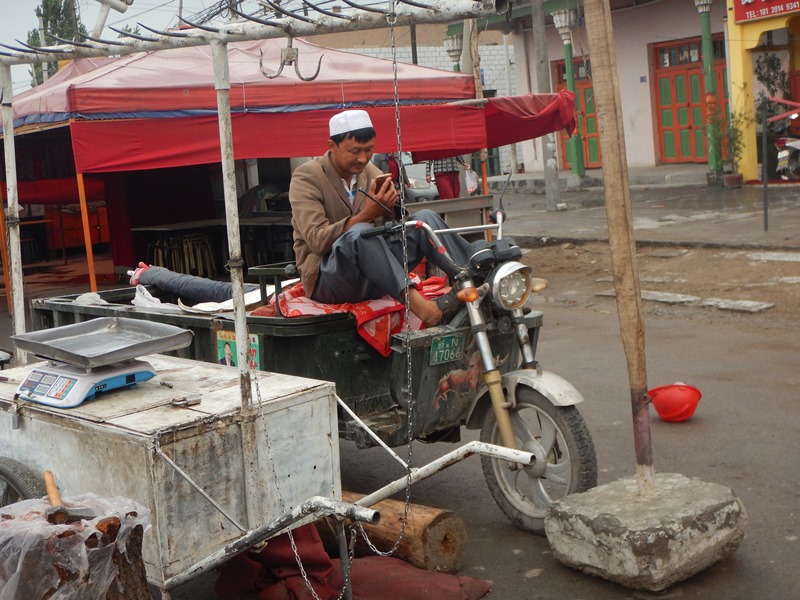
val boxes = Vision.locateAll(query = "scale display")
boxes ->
[16,360,156,409]
[11,318,193,409]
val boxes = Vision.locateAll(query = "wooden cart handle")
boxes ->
[43,470,62,507]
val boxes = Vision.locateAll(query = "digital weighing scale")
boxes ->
[11,317,193,409]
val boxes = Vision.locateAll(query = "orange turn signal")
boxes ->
[456,288,480,302]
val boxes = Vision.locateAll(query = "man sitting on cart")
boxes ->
[289,109,472,326]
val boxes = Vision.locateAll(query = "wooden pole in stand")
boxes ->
[582,0,654,495]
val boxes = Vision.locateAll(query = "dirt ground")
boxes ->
[522,241,800,328]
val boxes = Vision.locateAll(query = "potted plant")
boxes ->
[722,111,746,189]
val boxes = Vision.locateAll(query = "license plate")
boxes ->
[778,157,789,170]
[429,333,466,366]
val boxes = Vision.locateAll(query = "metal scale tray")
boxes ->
[12,317,193,368]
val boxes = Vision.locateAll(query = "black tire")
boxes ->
[0,457,46,506]
[480,386,597,534]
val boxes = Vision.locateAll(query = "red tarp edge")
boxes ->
[1,177,105,205]
[70,92,576,173]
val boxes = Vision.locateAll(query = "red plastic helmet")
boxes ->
[648,383,702,422]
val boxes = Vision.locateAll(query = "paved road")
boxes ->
[501,184,800,250]
[3,182,797,599]
[159,293,798,600]
[336,300,798,600]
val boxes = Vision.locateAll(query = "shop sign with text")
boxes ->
[734,0,800,23]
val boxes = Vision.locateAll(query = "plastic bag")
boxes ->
[132,285,183,314]
[465,168,479,194]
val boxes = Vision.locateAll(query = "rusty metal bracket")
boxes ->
[260,37,322,82]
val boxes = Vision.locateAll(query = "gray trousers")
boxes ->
[312,209,471,304]
[139,266,258,304]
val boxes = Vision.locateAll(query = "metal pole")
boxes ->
[211,40,251,402]
[761,99,769,232]
[699,6,722,187]
[410,23,418,65]
[503,34,519,173]
[37,15,49,82]
[210,40,260,528]
[92,3,112,38]
[531,0,561,211]
[337,522,354,600]
[163,497,378,590]
[0,2,500,69]
[353,441,535,508]
[1,63,28,364]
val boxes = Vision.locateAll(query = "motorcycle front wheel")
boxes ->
[480,386,597,534]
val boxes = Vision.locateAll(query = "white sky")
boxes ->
[1,1,210,94]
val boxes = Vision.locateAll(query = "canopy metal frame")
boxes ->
[0,0,498,371]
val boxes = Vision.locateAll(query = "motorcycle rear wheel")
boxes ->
[480,386,597,534]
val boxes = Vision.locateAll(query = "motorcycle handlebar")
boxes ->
[359,221,402,238]
[359,219,464,274]
[490,208,506,223]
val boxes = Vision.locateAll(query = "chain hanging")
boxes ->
[356,0,416,559]
[252,365,355,600]
[242,0,421,588]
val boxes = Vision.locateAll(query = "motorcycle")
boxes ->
[29,203,598,534]
[246,206,598,534]
[775,135,800,180]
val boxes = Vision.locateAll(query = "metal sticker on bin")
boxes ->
[429,333,466,366]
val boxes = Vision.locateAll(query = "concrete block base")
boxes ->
[544,472,747,592]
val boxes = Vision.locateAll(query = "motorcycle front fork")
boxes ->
[464,288,538,451]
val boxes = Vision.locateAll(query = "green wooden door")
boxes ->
[657,67,705,163]
[558,78,602,169]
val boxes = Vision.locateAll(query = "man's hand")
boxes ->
[345,175,397,229]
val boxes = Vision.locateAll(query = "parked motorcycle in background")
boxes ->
[775,135,800,180]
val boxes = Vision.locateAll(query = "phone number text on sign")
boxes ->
[735,0,800,23]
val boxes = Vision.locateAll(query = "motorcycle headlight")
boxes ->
[491,262,533,310]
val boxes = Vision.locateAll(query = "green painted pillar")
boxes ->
[553,9,585,177]
[699,6,722,186]
[563,42,585,177]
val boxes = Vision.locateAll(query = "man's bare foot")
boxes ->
[406,287,442,326]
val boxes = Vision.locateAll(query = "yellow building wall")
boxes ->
[726,0,797,179]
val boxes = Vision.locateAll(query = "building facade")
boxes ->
[315,0,798,180]
[726,0,800,180]
[501,0,730,173]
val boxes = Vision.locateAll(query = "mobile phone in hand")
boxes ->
[374,173,392,190]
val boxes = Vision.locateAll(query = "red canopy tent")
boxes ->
[2,37,574,274]
[7,37,575,173]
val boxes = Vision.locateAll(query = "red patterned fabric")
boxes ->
[215,523,491,600]
[252,276,448,357]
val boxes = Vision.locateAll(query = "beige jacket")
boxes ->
[289,152,383,295]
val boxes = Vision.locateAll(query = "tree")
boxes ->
[115,24,142,38]
[26,0,86,86]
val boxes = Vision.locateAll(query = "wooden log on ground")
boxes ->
[316,491,467,574]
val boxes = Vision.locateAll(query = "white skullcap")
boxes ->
[329,110,373,137]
